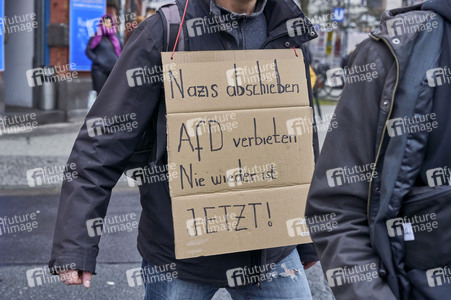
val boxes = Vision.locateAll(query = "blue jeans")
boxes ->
[142,250,312,300]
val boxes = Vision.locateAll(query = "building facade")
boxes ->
[0,0,147,121]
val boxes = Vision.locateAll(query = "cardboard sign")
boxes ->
[162,49,314,259]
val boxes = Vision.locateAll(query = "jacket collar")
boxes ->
[372,4,443,49]
[422,0,451,22]
[195,0,317,44]
[264,0,316,41]
[210,0,267,18]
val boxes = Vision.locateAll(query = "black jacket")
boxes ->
[306,1,451,299]
[50,0,319,286]
[85,35,121,72]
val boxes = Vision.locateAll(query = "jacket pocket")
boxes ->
[401,186,451,270]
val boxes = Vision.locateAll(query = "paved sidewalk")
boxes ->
[0,121,133,190]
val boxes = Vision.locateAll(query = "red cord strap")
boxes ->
[171,0,190,60]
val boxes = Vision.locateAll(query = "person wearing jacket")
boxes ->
[85,14,122,94]
[50,0,320,299]
[306,0,451,299]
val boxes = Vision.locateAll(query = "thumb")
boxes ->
[82,271,93,288]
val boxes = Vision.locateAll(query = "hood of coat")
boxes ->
[423,0,451,22]
[372,3,445,58]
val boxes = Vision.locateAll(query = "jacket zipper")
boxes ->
[366,33,400,218]
[238,19,244,49]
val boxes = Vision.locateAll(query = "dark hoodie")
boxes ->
[417,0,451,187]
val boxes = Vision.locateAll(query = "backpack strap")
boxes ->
[159,2,185,52]
[125,2,187,173]
[152,2,185,165]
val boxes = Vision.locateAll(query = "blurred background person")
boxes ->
[85,15,122,95]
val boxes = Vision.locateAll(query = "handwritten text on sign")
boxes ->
[162,50,314,259]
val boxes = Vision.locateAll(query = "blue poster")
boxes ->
[0,0,4,71]
[69,0,106,71]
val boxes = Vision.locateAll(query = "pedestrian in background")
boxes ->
[85,15,122,95]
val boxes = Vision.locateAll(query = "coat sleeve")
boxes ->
[305,38,397,299]
[49,15,164,274]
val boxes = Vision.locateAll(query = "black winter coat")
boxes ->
[50,0,318,286]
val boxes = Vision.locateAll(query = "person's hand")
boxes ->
[59,270,92,288]
[302,261,317,270]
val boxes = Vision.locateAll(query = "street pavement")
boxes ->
[0,104,337,300]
